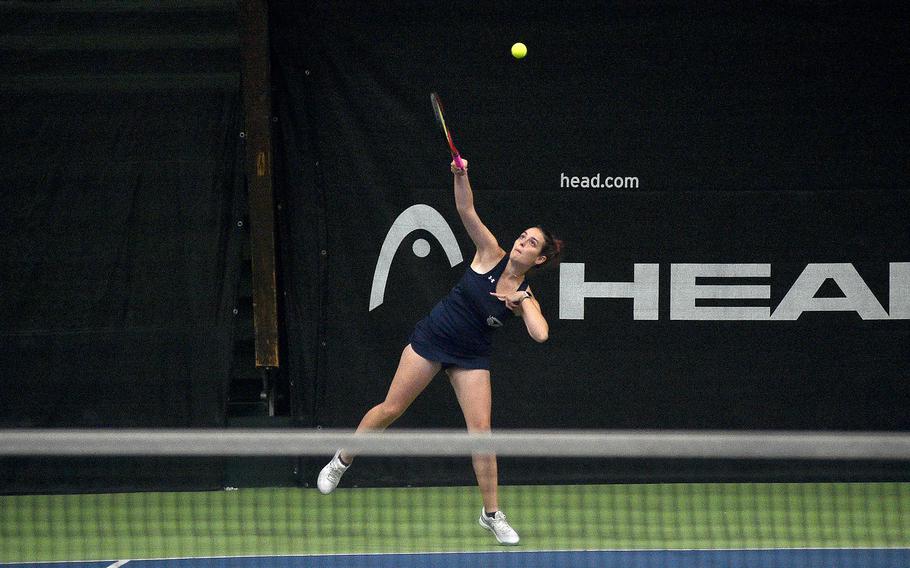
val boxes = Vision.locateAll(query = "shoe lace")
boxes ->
[326,462,344,484]
[490,512,513,531]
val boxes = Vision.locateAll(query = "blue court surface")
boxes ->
[4,549,910,568]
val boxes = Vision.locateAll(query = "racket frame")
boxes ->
[430,92,465,170]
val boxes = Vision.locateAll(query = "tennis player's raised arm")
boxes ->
[451,159,502,263]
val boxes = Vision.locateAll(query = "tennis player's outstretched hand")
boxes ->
[490,291,528,312]
[451,159,468,175]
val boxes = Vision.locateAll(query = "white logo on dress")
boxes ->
[486,316,503,327]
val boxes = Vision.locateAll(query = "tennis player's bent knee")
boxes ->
[377,400,408,423]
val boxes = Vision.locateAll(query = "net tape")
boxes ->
[2,429,910,459]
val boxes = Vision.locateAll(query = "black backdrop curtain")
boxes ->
[0,3,243,491]
[1,1,905,492]
[271,1,909,485]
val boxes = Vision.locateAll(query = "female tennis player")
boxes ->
[317,158,563,545]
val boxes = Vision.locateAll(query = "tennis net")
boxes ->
[1,429,909,567]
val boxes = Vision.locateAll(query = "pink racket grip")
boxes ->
[453,154,465,170]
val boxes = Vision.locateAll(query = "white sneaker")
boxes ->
[317,450,349,494]
[478,507,520,545]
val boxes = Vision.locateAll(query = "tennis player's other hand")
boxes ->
[490,291,525,312]
[451,158,468,175]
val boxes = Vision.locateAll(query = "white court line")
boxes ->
[1,549,908,566]
[71,547,910,562]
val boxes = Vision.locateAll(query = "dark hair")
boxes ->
[532,225,564,273]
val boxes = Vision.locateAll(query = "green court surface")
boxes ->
[2,483,908,563]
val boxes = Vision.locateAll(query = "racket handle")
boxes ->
[453,154,465,170]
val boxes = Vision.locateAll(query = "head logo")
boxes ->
[558,262,910,320]
[369,204,463,311]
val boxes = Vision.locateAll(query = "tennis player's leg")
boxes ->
[447,368,497,507]
[448,367,519,544]
[347,344,441,457]
[318,344,440,494]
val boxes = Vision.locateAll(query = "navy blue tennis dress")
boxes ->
[409,254,529,370]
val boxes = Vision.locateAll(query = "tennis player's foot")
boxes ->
[317,450,349,494]
[478,507,520,545]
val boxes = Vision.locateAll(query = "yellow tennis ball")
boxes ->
[511,42,527,59]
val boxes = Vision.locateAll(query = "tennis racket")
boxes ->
[430,92,465,170]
